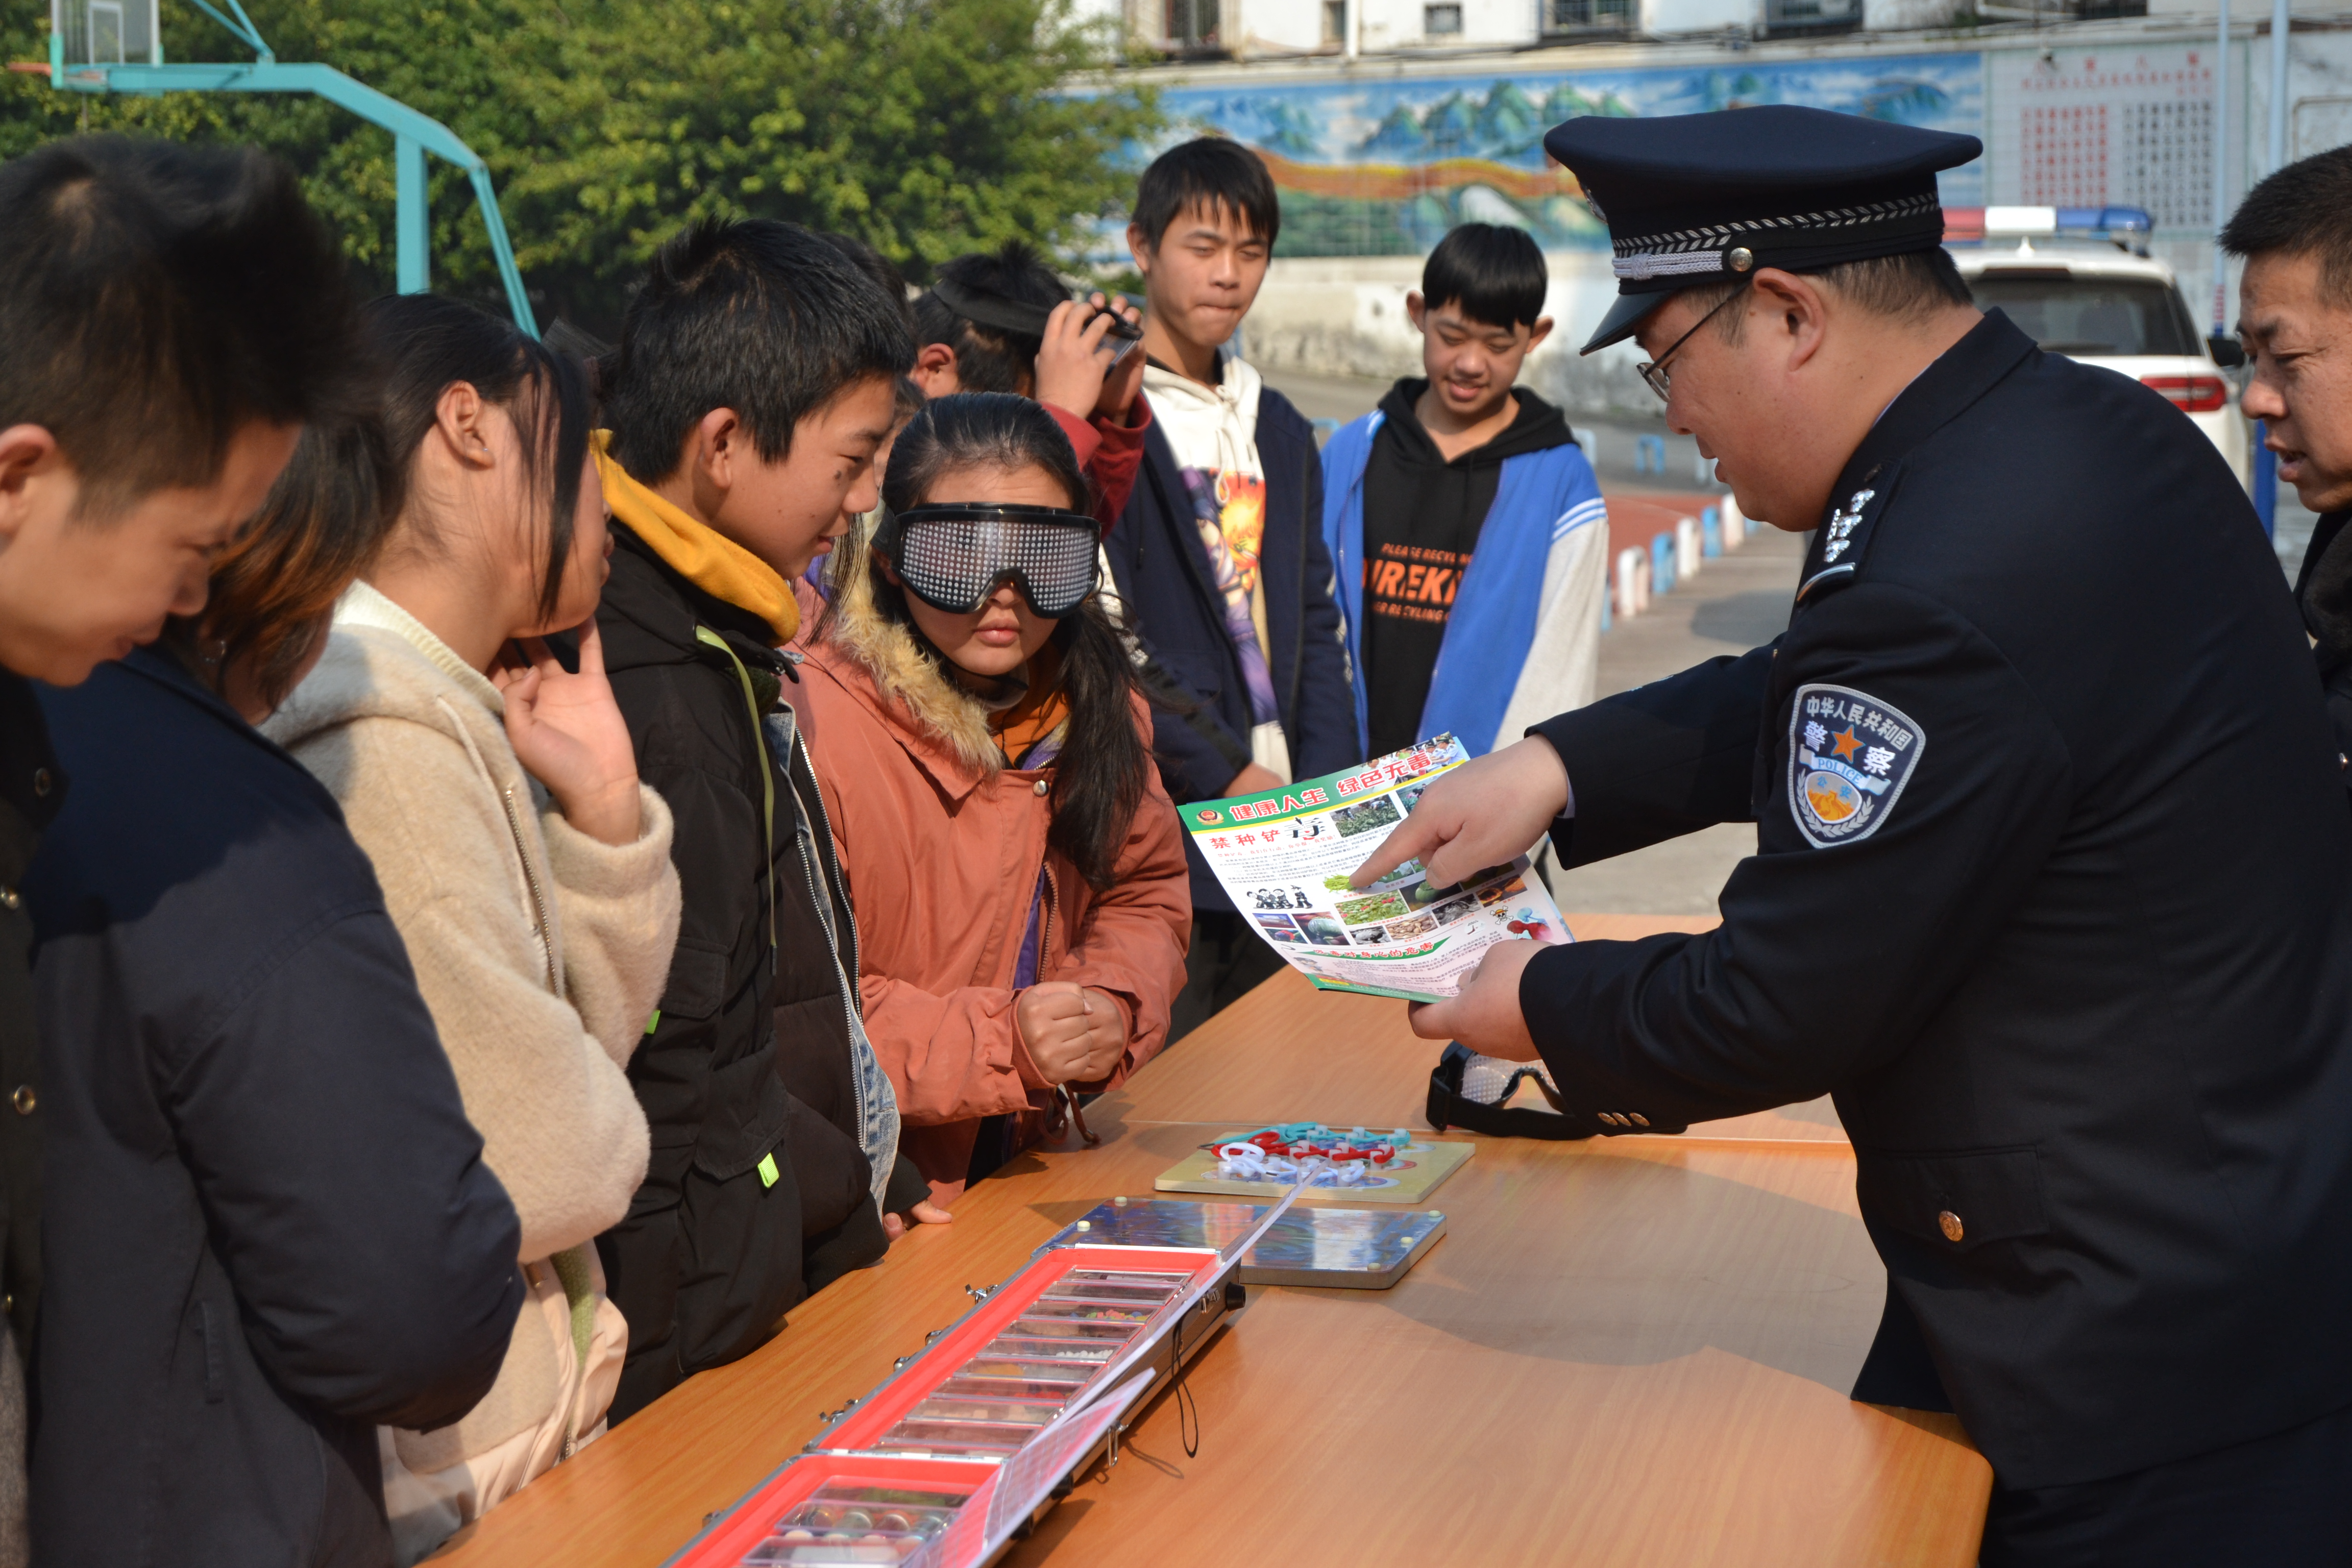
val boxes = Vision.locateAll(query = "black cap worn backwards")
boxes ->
[1544,105,1982,355]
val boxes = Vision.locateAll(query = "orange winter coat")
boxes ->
[797,572,1191,1205]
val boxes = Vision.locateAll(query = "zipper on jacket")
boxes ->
[499,783,559,994]
[694,627,778,973]
[778,750,863,1054]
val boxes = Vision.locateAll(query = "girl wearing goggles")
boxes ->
[801,394,1189,1210]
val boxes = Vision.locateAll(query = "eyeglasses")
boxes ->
[1635,280,1753,404]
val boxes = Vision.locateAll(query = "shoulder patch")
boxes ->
[1787,683,1925,848]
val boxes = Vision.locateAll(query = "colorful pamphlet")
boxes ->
[1180,734,1569,1003]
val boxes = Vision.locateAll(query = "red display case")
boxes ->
[808,1243,1244,1460]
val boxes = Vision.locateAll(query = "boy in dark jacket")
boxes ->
[0,138,520,1564]
[590,219,926,1421]
[1108,138,1360,1038]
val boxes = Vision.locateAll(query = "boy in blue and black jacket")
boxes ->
[1105,138,1360,1039]
[1321,223,1607,764]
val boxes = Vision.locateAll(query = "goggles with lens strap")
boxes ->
[879,503,1102,619]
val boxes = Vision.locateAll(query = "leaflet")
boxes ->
[1180,734,1569,1004]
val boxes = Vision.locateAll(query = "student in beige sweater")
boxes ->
[265,296,681,1560]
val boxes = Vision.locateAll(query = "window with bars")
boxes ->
[1762,0,1860,30]
[1545,0,1633,32]
[1323,0,1346,41]
[1423,3,1463,33]
[1164,0,1219,49]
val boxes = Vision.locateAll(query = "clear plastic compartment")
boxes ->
[937,1372,1089,1400]
[1019,1298,1159,1325]
[1002,1316,1139,1341]
[1062,1269,1191,1289]
[739,1482,971,1564]
[976,1336,1119,1360]
[910,1396,1060,1426]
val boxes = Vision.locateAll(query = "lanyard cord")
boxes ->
[695,626,777,973]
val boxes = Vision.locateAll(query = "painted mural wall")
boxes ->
[1155,52,1990,258]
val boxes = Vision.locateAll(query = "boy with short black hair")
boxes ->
[910,239,1151,521]
[1320,222,1605,761]
[591,217,928,1420]
[3,135,525,1560]
[1108,137,1359,1039]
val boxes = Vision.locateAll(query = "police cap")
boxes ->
[1544,105,1982,354]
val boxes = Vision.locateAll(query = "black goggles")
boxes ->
[880,504,1101,618]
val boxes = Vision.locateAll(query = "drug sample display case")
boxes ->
[805,1243,1245,1460]
[666,1240,1250,1568]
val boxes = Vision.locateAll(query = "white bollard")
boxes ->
[1675,516,1701,581]
[1694,450,1713,485]
[1721,492,1746,550]
[1615,546,1645,620]
[1573,426,1598,462]
[1633,554,1651,613]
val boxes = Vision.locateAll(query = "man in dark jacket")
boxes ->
[2226,145,2352,778]
[589,219,927,1422]
[1108,138,1360,1037]
[1378,108,2352,1560]
[0,136,407,1561]
[30,643,525,1564]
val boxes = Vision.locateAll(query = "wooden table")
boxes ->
[439,915,1990,1567]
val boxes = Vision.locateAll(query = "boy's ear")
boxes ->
[691,408,746,493]
[1526,315,1556,353]
[911,342,961,400]
[0,426,65,544]
[1126,223,1156,275]
[1406,291,1427,335]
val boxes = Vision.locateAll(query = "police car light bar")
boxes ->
[1978,205,2154,237]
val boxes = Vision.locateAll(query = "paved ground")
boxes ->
[1546,527,1809,916]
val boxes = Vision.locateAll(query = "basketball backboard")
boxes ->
[52,0,158,66]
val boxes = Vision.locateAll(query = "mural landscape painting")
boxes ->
[1155,54,1986,256]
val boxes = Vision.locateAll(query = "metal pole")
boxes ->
[395,133,428,294]
[2268,0,2288,169]
[2211,0,2231,334]
[2251,0,2289,534]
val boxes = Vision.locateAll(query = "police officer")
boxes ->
[1359,106,2352,1562]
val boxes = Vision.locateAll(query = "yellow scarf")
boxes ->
[593,430,800,646]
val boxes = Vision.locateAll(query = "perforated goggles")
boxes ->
[880,503,1101,619]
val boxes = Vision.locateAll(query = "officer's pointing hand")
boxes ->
[1406,939,1541,1059]
[1349,737,1571,890]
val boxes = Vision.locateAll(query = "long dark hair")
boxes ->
[365,294,593,621]
[877,393,1149,891]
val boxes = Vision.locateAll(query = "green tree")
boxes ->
[1,0,1158,329]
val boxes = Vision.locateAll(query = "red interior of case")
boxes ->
[668,1453,998,1568]
[820,1245,1222,1452]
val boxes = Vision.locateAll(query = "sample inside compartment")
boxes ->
[818,1248,1222,1458]
[669,1455,998,1568]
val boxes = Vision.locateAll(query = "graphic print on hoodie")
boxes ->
[1359,378,1574,758]
[1141,356,1289,780]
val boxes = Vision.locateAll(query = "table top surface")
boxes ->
[439,915,1990,1568]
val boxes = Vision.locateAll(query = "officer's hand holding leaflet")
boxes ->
[1404,938,1541,1061]
[1348,736,1571,890]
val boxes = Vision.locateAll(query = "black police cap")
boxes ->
[1543,105,1982,354]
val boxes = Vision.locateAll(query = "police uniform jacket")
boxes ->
[1520,310,2352,1489]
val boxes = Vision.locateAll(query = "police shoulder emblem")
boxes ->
[1787,683,1925,848]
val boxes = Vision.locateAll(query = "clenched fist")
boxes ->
[1016,982,1127,1086]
